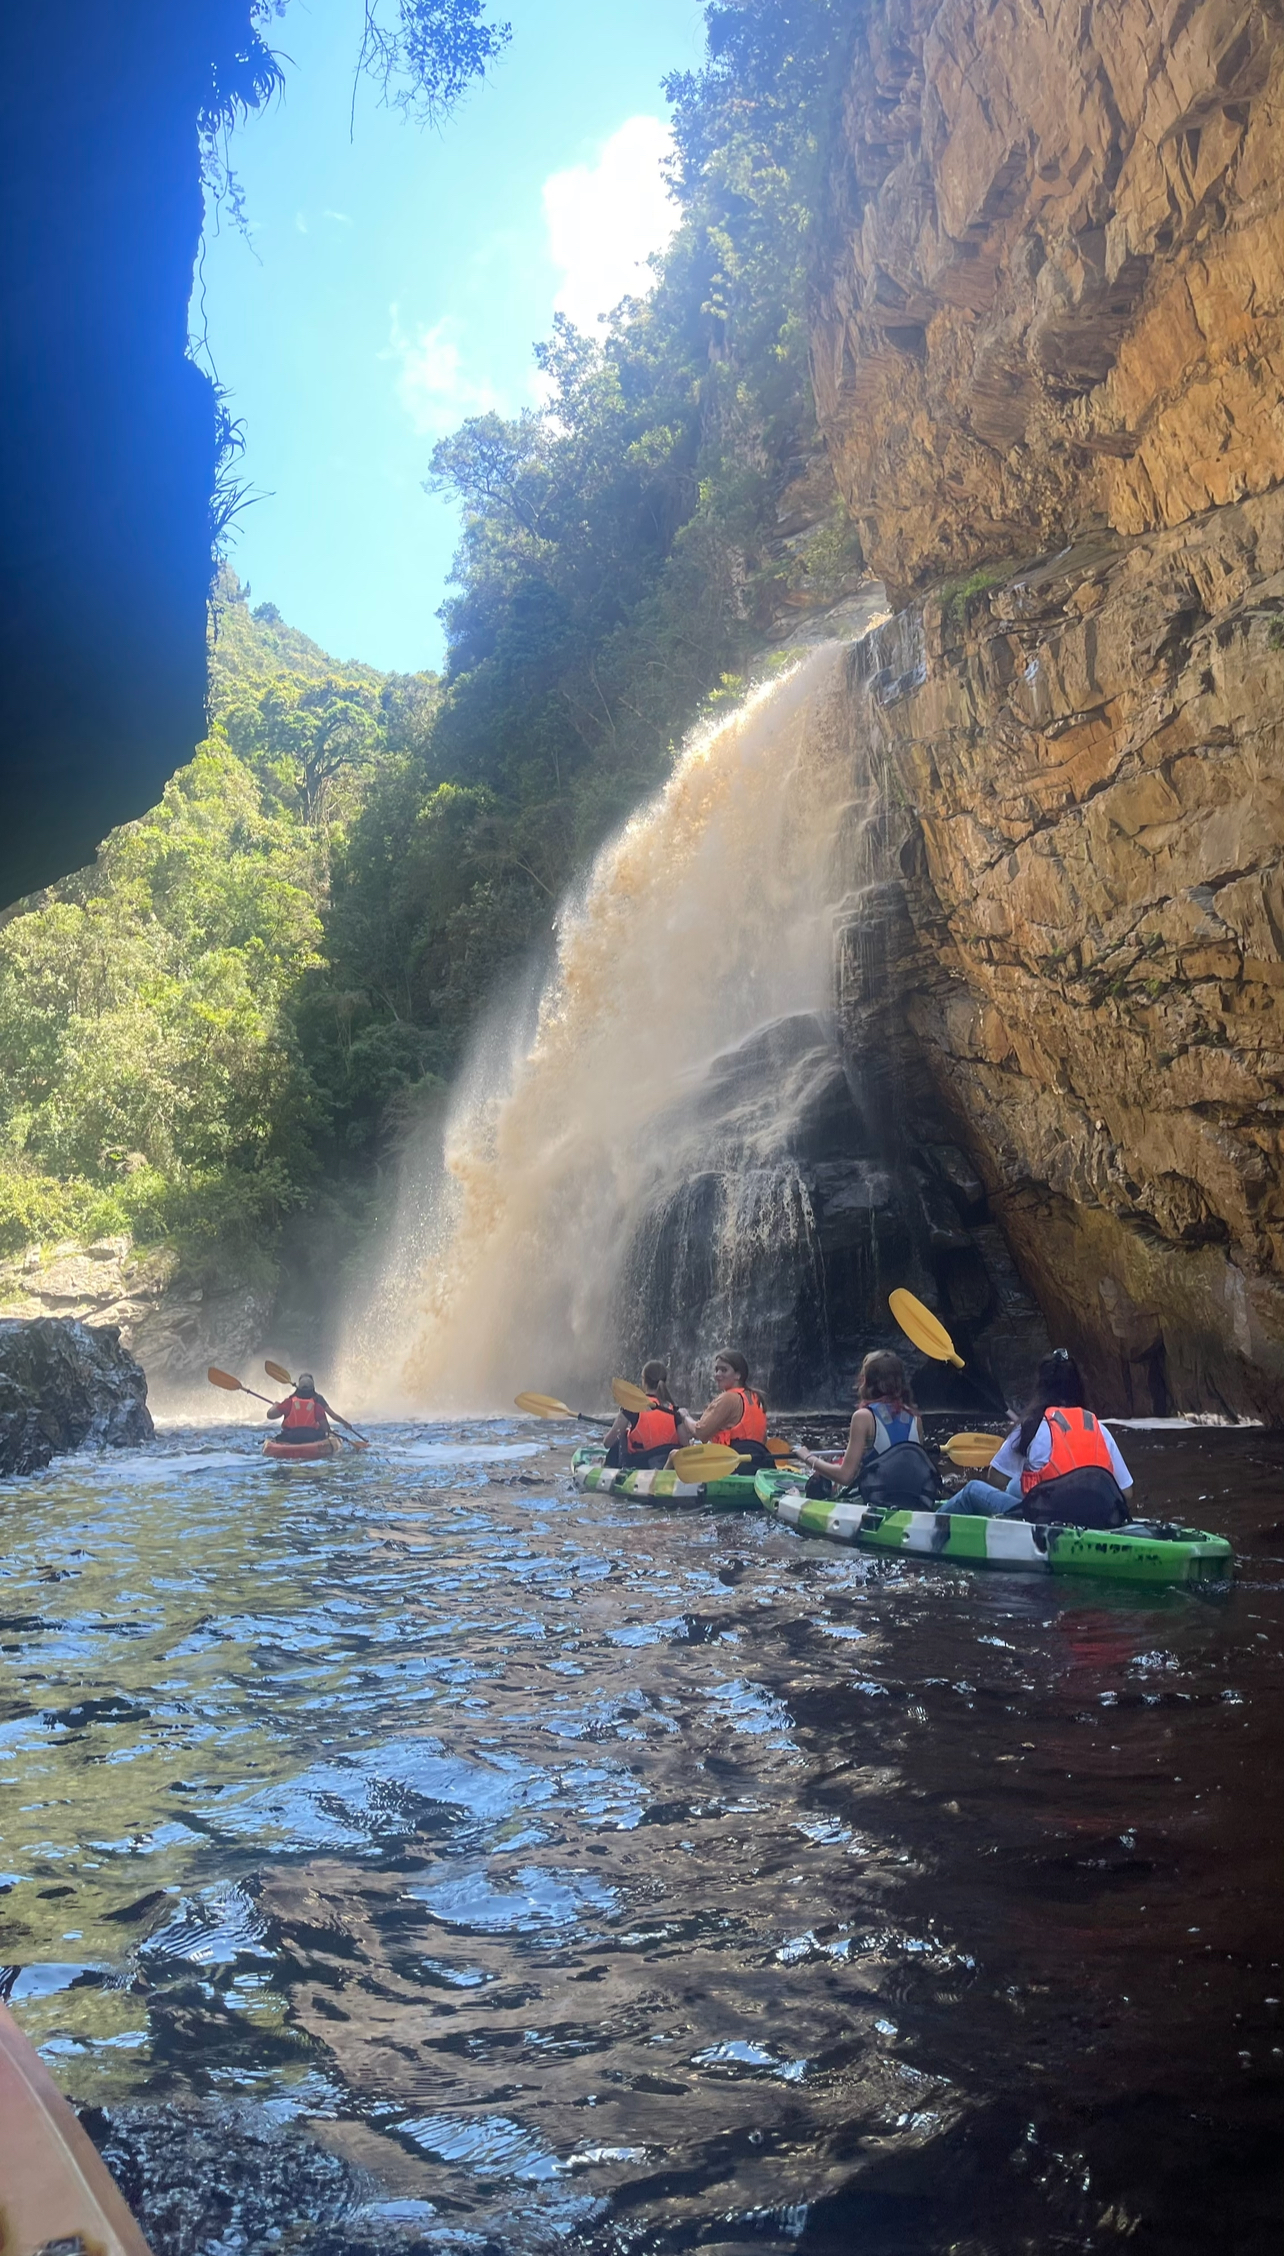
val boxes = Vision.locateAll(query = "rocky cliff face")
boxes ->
[619,1008,1049,1411]
[814,0,1284,1415]
[0,1319,153,1477]
[0,1237,274,1394]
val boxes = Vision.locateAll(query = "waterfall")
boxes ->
[343,639,880,1414]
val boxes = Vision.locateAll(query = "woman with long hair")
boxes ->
[603,1359,681,1469]
[669,1350,775,1474]
[795,1349,935,1507]
[940,1348,1133,1525]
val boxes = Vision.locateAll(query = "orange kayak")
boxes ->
[262,1435,342,1460]
[0,1998,152,2252]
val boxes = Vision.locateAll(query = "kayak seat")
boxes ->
[857,1441,938,1512]
[1022,1466,1129,1529]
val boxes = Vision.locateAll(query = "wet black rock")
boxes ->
[621,1011,1050,1409]
[0,1317,153,1476]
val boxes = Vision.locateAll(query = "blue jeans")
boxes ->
[936,1473,1024,1517]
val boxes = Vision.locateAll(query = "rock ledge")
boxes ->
[0,1317,153,1477]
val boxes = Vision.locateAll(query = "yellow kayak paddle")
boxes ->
[671,1442,750,1482]
[889,1287,966,1369]
[208,1365,274,1405]
[513,1392,609,1425]
[610,1377,653,1414]
[941,1431,1007,1468]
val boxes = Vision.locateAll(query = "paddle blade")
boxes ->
[889,1287,966,1369]
[766,1436,793,1458]
[264,1360,293,1385]
[207,1367,244,1392]
[942,1431,1006,1468]
[611,1377,652,1414]
[514,1392,574,1420]
[672,1443,747,1482]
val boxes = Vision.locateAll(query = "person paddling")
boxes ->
[602,1360,682,1469]
[669,1350,775,1475]
[795,1350,936,1508]
[266,1373,336,1449]
[937,1349,1133,1527]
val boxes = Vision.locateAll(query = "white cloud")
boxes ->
[386,308,504,438]
[543,115,678,332]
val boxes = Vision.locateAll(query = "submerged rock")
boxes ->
[0,1317,152,1476]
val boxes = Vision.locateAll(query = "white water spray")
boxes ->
[343,641,870,1414]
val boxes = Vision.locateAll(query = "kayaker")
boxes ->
[794,1350,936,1508]
[266,1373,335,1448]
[602,1361,682,1468]
[669,1351,775,1474]
[937,1349,1133,1527]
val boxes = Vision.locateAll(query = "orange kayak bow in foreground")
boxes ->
[0,1997,152,2253]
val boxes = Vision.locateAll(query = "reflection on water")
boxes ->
[0,1423,1281,2253]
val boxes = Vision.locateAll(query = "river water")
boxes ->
[0,1420,1281,2254]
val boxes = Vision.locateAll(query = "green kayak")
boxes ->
[572,1446,772,1507]
[753,1471,1234,1587]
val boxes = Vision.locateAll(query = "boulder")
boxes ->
[0,1318,153,1477]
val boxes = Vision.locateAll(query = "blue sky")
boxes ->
[199,0,708,673]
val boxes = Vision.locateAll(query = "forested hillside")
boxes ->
[0,0,864,1312]
[0,581,424,1283]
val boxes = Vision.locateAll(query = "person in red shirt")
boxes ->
[265,1373,336,1446]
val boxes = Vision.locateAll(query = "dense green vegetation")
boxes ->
[0,0,863,1299]
[322,0,862,1069]
[0,583,434,1278]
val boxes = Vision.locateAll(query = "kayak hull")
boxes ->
[0,1997,152,2252]
[754,1472,1233,1586]
[571,1446,781,1507]
[263,1435,342,1461]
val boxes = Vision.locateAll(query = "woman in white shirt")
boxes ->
[939,1349,1133,1523]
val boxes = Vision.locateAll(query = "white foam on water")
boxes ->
[384,1441,541,1464]
[1105,1415,1265,1429]
[51,1447,254,1482]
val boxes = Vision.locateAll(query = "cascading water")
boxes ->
[341,596,1055,1417]
[344,641,875,1413]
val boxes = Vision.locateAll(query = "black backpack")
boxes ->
[856,1440,938,1511]
[1021,1466,1129,1529]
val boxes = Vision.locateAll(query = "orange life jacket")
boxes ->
[282,1393,328,1435]
[1021,1406,1114,1495]
[627,1398,681,1454]
[712,1386,767,1448]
